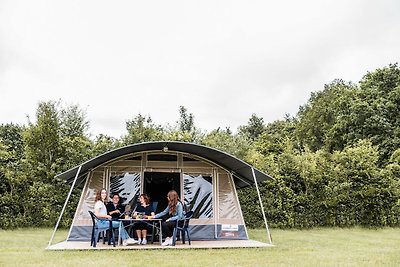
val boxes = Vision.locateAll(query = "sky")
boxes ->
[1,0,399,138]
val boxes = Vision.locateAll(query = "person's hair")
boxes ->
[167,190,180,214]
[140,193,150,205]
[95,188,107,202]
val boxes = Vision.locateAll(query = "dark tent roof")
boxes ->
[56,141,273,188]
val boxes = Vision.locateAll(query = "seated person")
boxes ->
[106,193,125,220]
[151,190,184,246]
[94,188,138,246]
[132,193,155,245]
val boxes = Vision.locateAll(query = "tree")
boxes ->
[330,140,396,226]
[295,64,400,166]
[23,101,62,181]
[91,134,122,156]
[177,106,195,132]
[238,113,266,141]
[295,79,357,152]
[122,114,164,145]
[165,106,203,143]
[201,128,249,159]
[59,104,90,138]
[358,63,400,163]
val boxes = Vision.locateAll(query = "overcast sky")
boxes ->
[1,0,399,138]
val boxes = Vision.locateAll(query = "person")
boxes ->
[94,188,138,246]
[132,193,155,245]
[150,190,184,246]
[106,193,124,220]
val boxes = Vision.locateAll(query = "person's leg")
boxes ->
[161,221,172,237]
[141,229,148,244]
[136,229,142,239]
[96,221,109,243]
[112,221,129,240]
[161,221,176,246]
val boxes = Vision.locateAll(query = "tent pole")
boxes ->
[251,167,272,245]
[47,165,82,248]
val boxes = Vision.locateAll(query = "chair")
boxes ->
[88,211,116,247]
[151,201,158,213]
[172,210,194,246]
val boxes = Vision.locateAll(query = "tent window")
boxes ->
[183,156,199,162]
[109,172,141,207]
[147,154,177,161]
[183,173,213,219]
[69,169,104,228]
[124,155,142,161]
[218,172,240,220]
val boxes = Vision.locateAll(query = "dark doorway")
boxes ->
[143,172,181,213]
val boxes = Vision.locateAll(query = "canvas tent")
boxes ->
[49,141,273,247]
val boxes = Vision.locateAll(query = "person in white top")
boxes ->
[94,188,138,246]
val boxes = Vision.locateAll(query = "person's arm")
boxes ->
[154,206,169,219]
[167,202,183,221]
[107,204,120,216]
[118,205,125,215]
[133,203,140,217]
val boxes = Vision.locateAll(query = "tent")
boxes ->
[48,141,273,247]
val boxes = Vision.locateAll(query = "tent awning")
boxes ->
[56,141,273,188]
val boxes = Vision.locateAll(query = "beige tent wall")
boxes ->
[67,151,248,241]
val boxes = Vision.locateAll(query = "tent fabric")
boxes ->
[56,141,273,188]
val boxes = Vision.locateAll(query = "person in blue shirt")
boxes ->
[132,193,155,245]
[150,190,184,246]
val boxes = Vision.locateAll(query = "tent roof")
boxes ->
[56,141,273,188]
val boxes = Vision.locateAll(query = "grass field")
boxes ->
[0,227,399,266]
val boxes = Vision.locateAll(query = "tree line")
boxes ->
[0,64,399,229]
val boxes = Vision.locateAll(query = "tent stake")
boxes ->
[251,167,272,245]
[47,165,82,248]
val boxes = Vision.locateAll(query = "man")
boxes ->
[106,193,124,220]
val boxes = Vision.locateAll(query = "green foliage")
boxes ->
[1,65,400,230]
[91,134,122,156]
[296,64,400,165]
[177,106,195,132]
[23,101,62,181]
[165,106,204,143]
[59,104,90,137]
[295,79,358,152]
[238,113,266,141]
[122,113,165,145]
[201,128,249,159]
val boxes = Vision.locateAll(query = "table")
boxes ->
[118,218,162,245]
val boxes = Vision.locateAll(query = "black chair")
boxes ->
[172,210,194,246]
[88,211,116,247]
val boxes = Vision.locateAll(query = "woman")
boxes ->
[151,190,184,246]
[133,193,155,245]
[94,188,138,246]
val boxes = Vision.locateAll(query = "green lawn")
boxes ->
[0,228,399,266]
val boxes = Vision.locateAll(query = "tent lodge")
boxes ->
[47,141,273,250]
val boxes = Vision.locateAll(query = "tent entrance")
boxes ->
[143,172,181,213]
